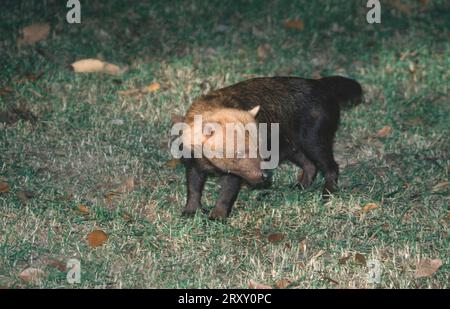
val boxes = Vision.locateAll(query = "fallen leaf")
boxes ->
[147,82,161,92]
[77,204,90,214]
[284,19,304,31]
[275,279,291,289]
[165,159,180,169]
[419,0,429,6]
[267,233,285,243]
[376,126,392,137]
[432,181,448,192]
[71,59,123,75]
[0,182,10,193]
[18,23,50,46]
[257,43,273,61]
[45,258,66,272]
[355,253,366,265]
[19,267,45,283]
[362,203,379,213]
[415,259,443,279]
[249,280,272,289]
[87,230,108,247]
[338,255,351,265]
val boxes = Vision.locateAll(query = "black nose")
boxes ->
[261,172,269,181]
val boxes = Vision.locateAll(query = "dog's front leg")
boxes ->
[209,174,242,220]
[182,162,207,216]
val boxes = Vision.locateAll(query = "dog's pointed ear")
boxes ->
[171,114,184,124]
[248,105,260,117]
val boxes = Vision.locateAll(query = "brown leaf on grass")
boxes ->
[267,233,285,243]
[284,19,304,31]
[338,255,351,265]
[275,279,292,289]
[71,59,123,75]
[0,182,10,193]
[19,267,46,283]
[77,204,90,214]
[432,181,448,192]
[87,230,108,247]
[18,23,50,46]
[376,126,392,137]
[165,159,180,169]
[415,259,443,279]
[354,253,366,265]
[45,258,66,272]
[419,0,430,6]
[147,82,161,92]
[249,280,272,289]
[257,43,273,62]
[362,203,379,213]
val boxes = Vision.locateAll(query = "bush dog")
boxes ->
[175,76,362,219]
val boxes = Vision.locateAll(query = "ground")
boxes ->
[0,0,448,288]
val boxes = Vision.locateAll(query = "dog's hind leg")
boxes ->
[289,149,318,189]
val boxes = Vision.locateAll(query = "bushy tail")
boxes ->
[317,76,363,110]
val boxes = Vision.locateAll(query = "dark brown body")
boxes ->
[181,76,362,219]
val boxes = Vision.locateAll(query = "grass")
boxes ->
[0,0,448,288]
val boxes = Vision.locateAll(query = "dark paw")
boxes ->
[208,207,229,220]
